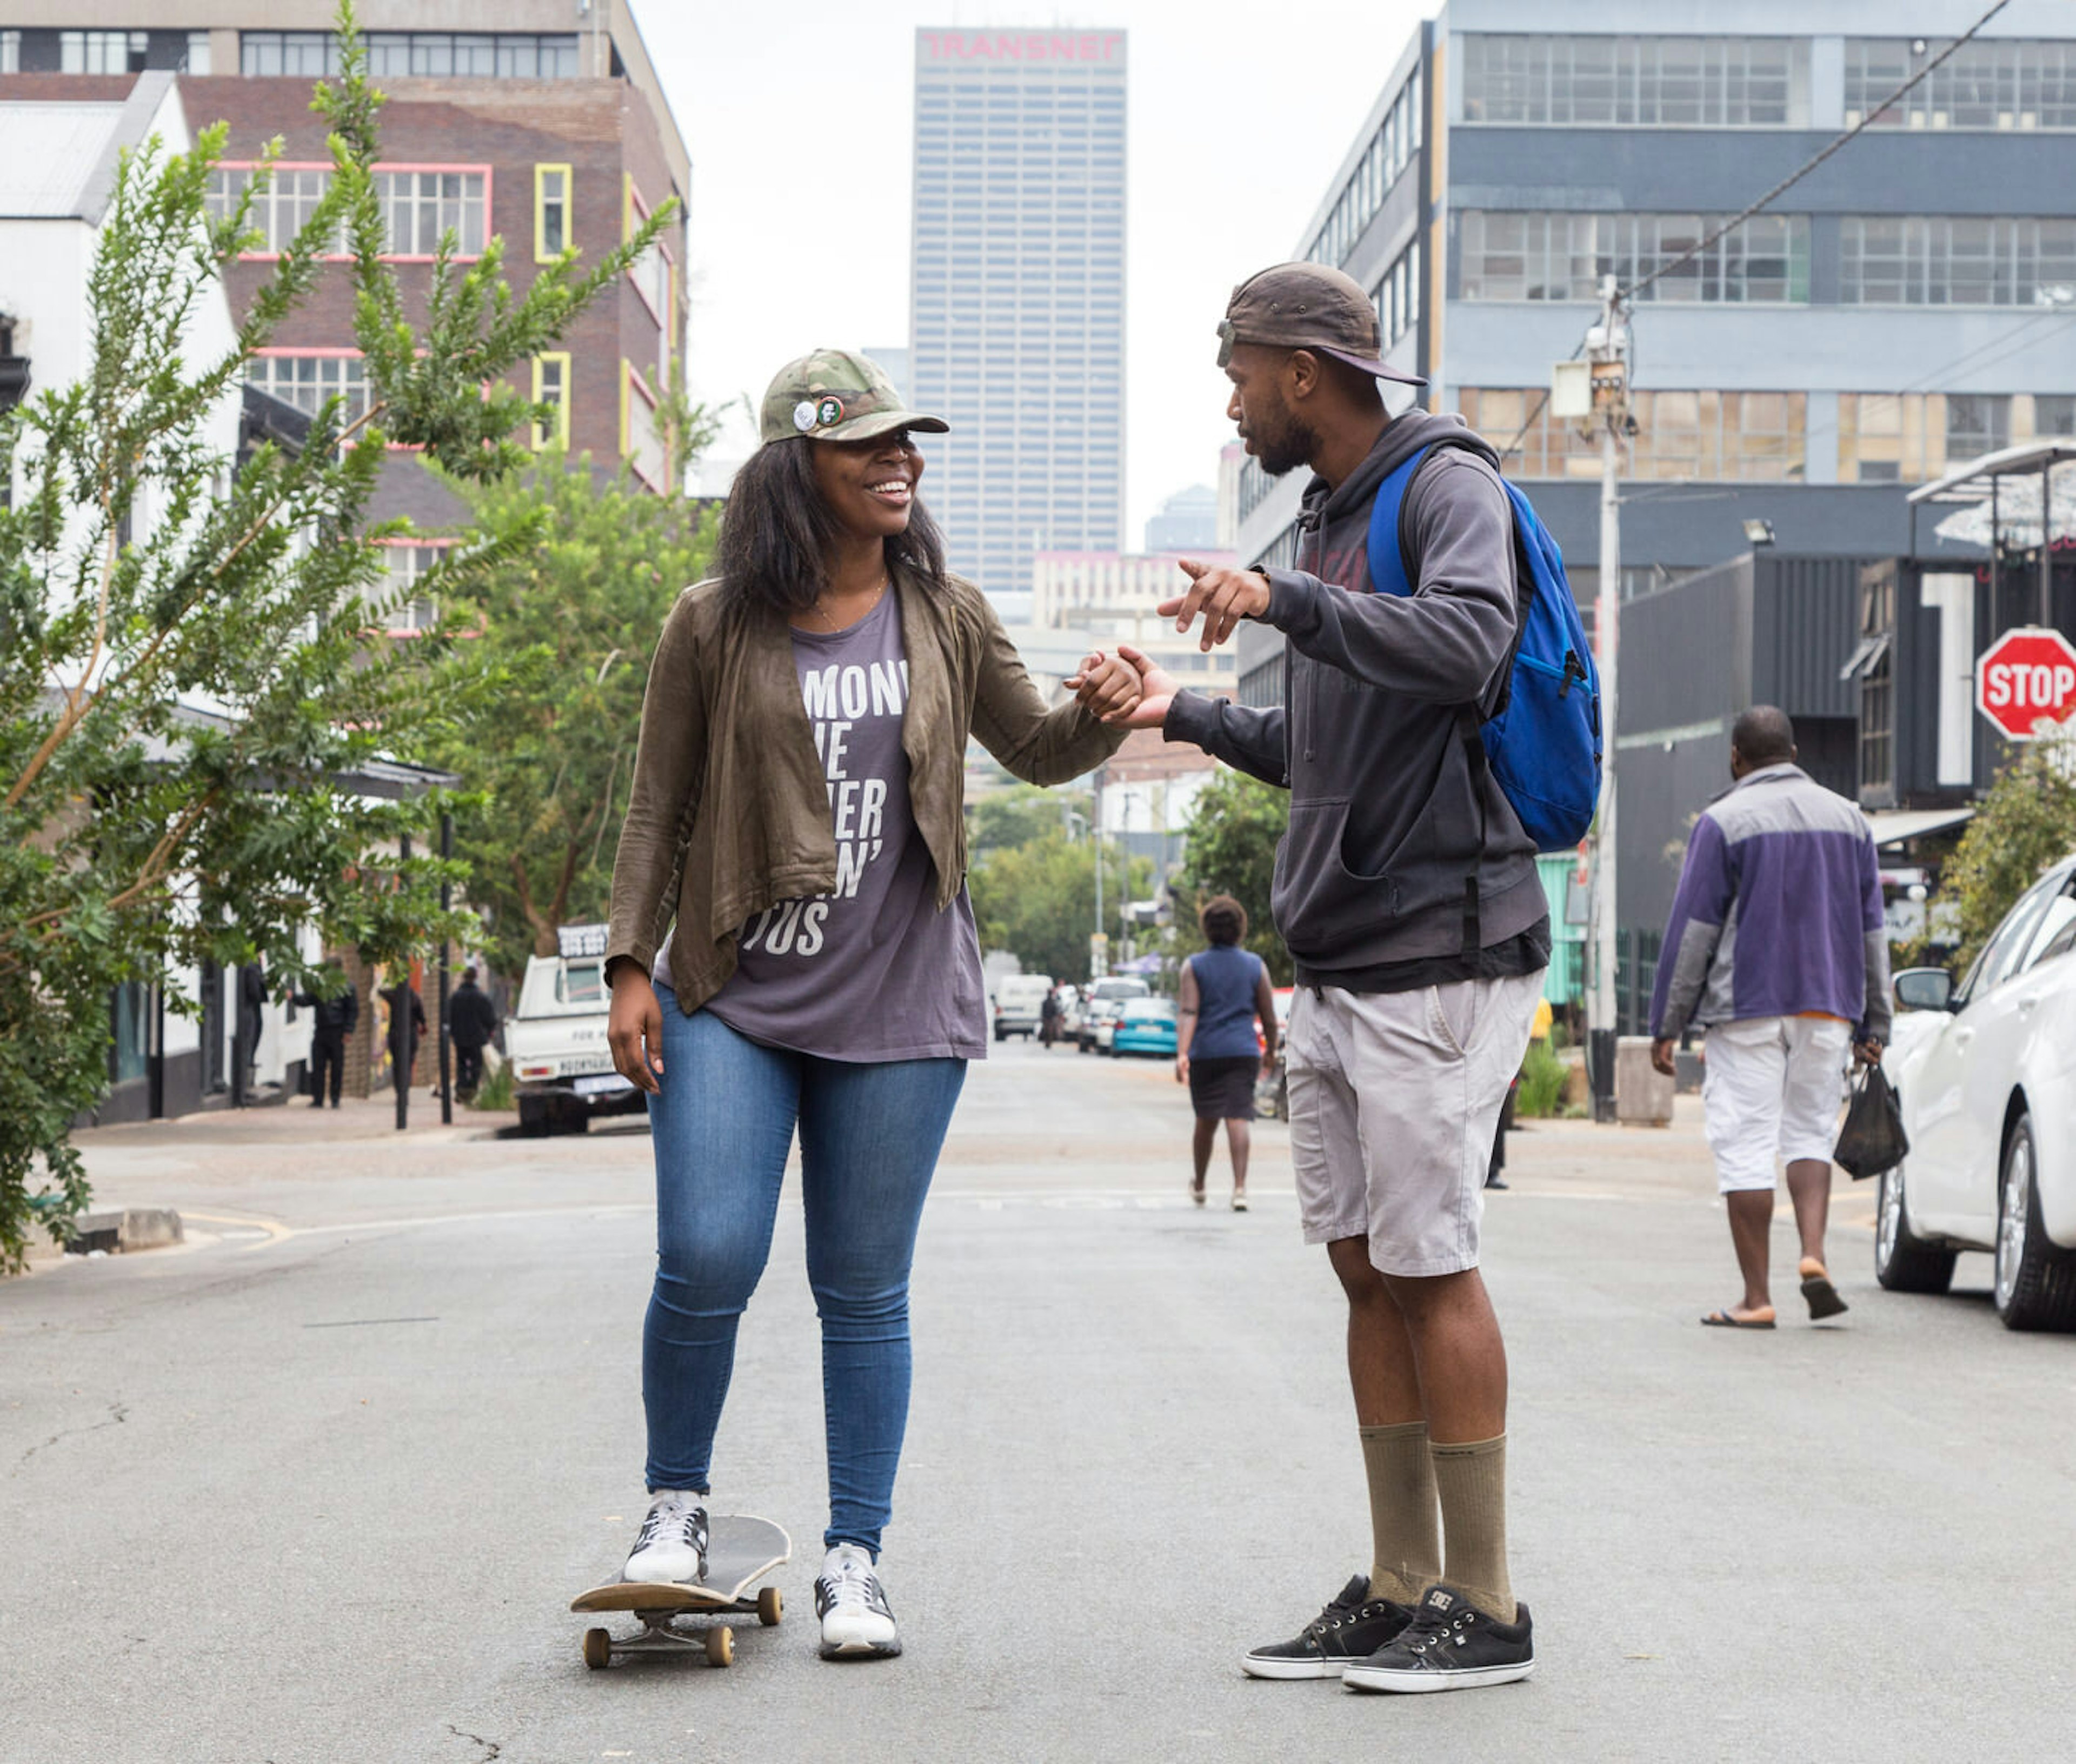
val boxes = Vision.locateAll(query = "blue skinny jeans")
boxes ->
[643,990,965,1554]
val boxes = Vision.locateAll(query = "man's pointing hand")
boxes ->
[1158,557,1272,651]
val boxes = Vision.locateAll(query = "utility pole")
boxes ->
[1092,764,1107,980]
[1586,277,1629,1124]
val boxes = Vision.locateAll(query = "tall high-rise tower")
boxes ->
[908,29,1127,601]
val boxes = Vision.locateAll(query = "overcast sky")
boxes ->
[636,0,1433,542]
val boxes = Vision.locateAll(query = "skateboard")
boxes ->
[571,1515,791,1669]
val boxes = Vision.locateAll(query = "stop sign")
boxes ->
[1977,626,2076,740]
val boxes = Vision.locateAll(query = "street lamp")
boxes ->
[1742,517,1776,547]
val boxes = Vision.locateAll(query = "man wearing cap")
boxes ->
[1106,264,1548,1693]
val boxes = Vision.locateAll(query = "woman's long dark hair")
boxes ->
[715,438,947,615]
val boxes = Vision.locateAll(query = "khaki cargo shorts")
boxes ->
[1286,972,1546,1277]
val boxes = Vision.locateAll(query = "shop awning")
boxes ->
[1865,807,1975,849]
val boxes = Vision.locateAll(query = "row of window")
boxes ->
[1307,68,1423,269]
[206,166,490,258]
[1459,212,2076,308]
[1461,211,1807,304]
[245,351,669,475]
[1374,238,1422,354]
[1452,387,2075,484]
[238,31,581,81]
[1461,35,2076,131]
[1462,35,1807,127]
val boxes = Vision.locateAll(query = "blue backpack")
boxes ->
[1365,442,1602,854]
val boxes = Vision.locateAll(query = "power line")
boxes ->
[1621,0,2013,304]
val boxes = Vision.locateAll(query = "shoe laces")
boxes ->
[1397,1602,1474,1655]
[636,1500,703,1553]
[820,1550,884,1613]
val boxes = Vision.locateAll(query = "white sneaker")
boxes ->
[622,1490,708,1585]
[814,1543,901,1659]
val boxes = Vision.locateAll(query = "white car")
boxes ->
[1880,854,2076,1330]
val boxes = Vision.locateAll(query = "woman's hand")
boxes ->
[1064,650,1142,723]
[607,963,666,1094]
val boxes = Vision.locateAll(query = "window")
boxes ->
[1461,211,1809,303]
[534,164,571,262]
[1,31,20,75]
[1462,35,1809,126]
[1458,387,1807,482]
[623,363,667,493]
[372,542,448,635]
[1858,567,1897,800]
[2020,881,2076,974]
[185,31,212,75]
[247,353,370,423]
[379,170,488,257]
[1841,216,2076,307]
[61,30,147,75]
[207,167,338,254]
[1945,394,2010,464]
[1373,239,1422,350]
[1846,38,2076,130]
[2035,395,2076,437]
[240,31,339,77]
[532,353,570,450]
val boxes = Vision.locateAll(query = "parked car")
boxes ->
[505,926,646,1136]
[1110,996,1178,1058]
[1077,975,1149,1052]
[992,973,1054,1042]
[1880,854,2076,1331]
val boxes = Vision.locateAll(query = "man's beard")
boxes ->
[1253,409,1320,478]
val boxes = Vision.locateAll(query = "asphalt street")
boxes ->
[3,1038,2072,1764]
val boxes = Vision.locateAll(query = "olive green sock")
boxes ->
[1358,1420,1440,1607]
[1429,1433,1514,1622]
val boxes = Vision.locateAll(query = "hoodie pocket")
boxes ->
[1273,797,1401,959]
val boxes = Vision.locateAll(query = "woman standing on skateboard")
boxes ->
[602,350,1136,1660]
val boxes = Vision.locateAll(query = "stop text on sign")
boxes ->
[1975,625,2076,740]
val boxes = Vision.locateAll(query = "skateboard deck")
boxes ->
[573,1515,789,1669]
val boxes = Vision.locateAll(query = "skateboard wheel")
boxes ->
[582,1627,611,1670]
[706,1625,734,1667]
[757,1587,783,1627]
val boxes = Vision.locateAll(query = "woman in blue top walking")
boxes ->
[1176,895,1279,1210]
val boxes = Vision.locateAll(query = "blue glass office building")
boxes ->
[908,29,1127,598]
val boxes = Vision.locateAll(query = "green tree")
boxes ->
[1937,735,2076,974]
[0,6,671,1269]
[969,828,1150,984]
[1179,769,1293,983]
[966,783,1087,861]
[431,451,717,977]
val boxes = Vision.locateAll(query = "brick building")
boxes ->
[1,3,690,553]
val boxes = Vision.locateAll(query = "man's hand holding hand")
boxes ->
[1158,557,1272,651]
[1090,643,1179,729]
[1064,650,1143,723]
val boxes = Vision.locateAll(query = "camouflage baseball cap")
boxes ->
[757,349,950,445]
[1217,262,1426,387]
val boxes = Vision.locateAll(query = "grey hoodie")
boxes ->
[1165,411,1547,983]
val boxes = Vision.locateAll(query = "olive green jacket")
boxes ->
[606,566,1126,1013]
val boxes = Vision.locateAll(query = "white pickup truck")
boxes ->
[504,924,646,1136]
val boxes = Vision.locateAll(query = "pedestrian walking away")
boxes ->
[603,349,1139,1662]
[295,973,358,1108]
[1649,705,1890,1330]
[1099,262,1553,1694]
[383,975,426,1093]
[447,965,500,1100]
[1175,895,1277,1210]
[1040,982,1062,1049]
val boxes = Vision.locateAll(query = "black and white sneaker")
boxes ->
[1341,1583,1534,1693]
[815,1543,901,1659]
[1241,1575,1417,1680]
[622,1490,708,1585]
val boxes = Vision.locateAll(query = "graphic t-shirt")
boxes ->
[651,592,987,1062]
